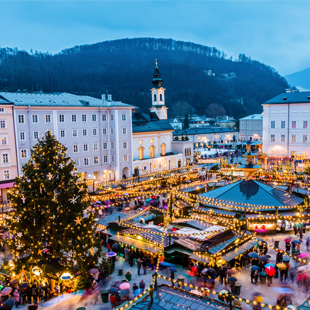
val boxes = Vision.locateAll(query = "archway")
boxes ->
[122,167,130,179]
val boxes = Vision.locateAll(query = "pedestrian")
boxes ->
[294,226,298,235]
[170,270,175,287]
[137,258,142,275]
[306,237,310,251]
[267,275,273,287]
[220,266,227,285]
[14,288,20,308]
[271,237,275,246]
[55,284,59,297]
[110,293,117,309]
[299,227,303,241]
[142,258,147,275]
[285,242,291,254]
[229,280,235,294]
[139,280,145,291]
[254,270,259,284]
[107,243,111,252]
[132,283,138,294]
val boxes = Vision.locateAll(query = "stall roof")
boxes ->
[109,234,161,253]
[196,207,236,217]
[220,239,258,262]
[97,212,131,227]
[189,253,210,264]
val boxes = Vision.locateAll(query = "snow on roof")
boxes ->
[239,114,263,120]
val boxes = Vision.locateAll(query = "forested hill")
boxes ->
[0,38,289,119]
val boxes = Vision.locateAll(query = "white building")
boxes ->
[0,92,134,182]
[262,91,310,158]
[239,114,263,141]
[169,118,183,130]
[131,65,193,176]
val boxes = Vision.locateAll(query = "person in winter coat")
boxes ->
[254,270,259,284]
[267,275,273,286]
[139,280,145,290]
[110,294,117,309]
[14,289,20,308]
[137,259,142,275]
[132,283,138,294]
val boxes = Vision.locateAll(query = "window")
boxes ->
[59,115,64,122]
[111,128,114,135]
[122,114,126,121]
[72,115,77,122]
[33,131,39,140]
[271,135,275,142]
[60,130,65,138]
[3,170,9,179]
[103,142,108,150]
[111,155,115,162]
[21,149,27,158]
[150,138,154,143]
[84,158,89,166]
[73,145,79,153]
[122,127,127,135]
[1,137,7,145]
[292,121,296,128]
[281,135,285,142]
[161,143,166,156]
[103,155,108,163]
[150,145,155,158]
[19,132,25,141]
[292,135,296,143]
[111,142,115,149]
[72,129,78,137]
[124,155,128,162]
[304,121,308,129]
[46,115,51,123]
[82,129,87,136]
[102,114,107,121]
[185,148,191,156]
[0,108,4,113]
[73,159,79,167]
[92,115,97,122]
[154,94,157,102]
[271,121,275,128]
[92,128,97,136]
[18,115,24,123]
[139,139,143,145]
[94,156,99,164]
[139,147,144,160]
[32,115,38,123]
[123,142,127,149]
[102,128,107,135]
[93,143,98,151]
[2,154,8,163]
[0,121,6,128]
[160,94,163,101]
[303,135,308,143]
[281,121,285,129]
[111,114,114,121]
[83,144,88,152]
[82,115,86,122]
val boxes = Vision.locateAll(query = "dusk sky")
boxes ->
[1,1,310,76]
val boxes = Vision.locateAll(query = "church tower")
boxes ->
[150,61,168,120]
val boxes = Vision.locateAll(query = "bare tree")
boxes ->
[205,103,226,118]
[170,101,195,118]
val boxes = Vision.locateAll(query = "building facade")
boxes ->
[262,91,310,158]
[0,92,134,182]
[239,114,263,141]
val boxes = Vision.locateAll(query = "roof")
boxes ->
[97,212,130,227]
[132,112,174,133]
[173,127,238,136]
[0,92,134,108]
[0,98,10,105]
[264,91,310,105]
[239,114,263,120]
[220,239,258,262]
[200,180,303,207]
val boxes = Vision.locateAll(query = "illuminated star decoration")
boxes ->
[78,186,84,192]
[70,197,77,204]
[17,232,23,238]
[38,249,43,256]
[59,163,65,169]
[21,196,26,204]
[47,172,53,180]
[16,242,22,250]
[15,216,20,222]
[74,217,82,225]
[90,247,95,255]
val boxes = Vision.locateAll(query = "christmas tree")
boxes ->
[6,131,101,274]
[75,271,93,291]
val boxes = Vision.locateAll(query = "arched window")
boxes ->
[161,143,166,156]
[150,145,155,158]
[154,94,157,102]
[139,139,143,145]
[160,94,163,101]
[138,147,144,160]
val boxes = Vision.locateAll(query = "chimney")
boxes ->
[107,94,112,101]
[101,94,106,102]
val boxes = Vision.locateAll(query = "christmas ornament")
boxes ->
[16,242,22,250]
[47,172,53,180]
[70,197,77,204]
[74,217,82,225]
[37,249,43,256]
[21,196,26,204]
[17,232,23,238]
[59,163,65,169]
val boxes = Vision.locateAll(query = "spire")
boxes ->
[152,60,163,89]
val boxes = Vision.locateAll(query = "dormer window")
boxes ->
[160,94,163,101]
[154,94,157,102]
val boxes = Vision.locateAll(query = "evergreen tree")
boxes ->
[6,131,101,274]
[183,114,189,130]
[75,271,93,290]
[100,255,112,276]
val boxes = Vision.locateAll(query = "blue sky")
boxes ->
[1,0,310,75]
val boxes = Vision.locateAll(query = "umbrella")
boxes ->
[265,266,276,277]
[124,193,129,196]
[134,288,143,297]
[265,263,275,268]
[191,266,198,274]
[277,263,287,270]
[88,268,99,274]
[108,287,118,294]
[298,253,309,258]
[226,269,235,275]
[159,262,175,267]
[186,271,196,277]
[284,238,291,243]
[282,257,290,262]
[19,283,29,289]
[119,283,130,290]
[3,299,14,309]
[248,252,259,259]
[9,279,18,285]
[293,240,301,244]
[145,198,152,202]
[228,277,237,282]
[119,289,129,297]
[151,196,158,199]
[254,229,269,233]
[251,266,260,271]
[264,254,271,258]
[112,244,119,250]
[272,287,294,294]
[168,267,177,272]
[220,290,229,294]
[1,287,12,296]
[106,252,117,258]
[259,256,267,262]
[298,265,310,271]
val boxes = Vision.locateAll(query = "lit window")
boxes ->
[150,145,155,158]
[1,137,7,145]
[33,131,39,140]
[32,115,38,123]
[46,115,51,123]
[122,128,127,135]
[92,128,97,136]
[292,135,296,142]
[82,115,86,122]
[93,143,98,151]
[124,155,128,162]
[103,142,108,150]
[139,139,143,145]
[60,130,65,138]
[18,115,24,123]
[304,121,308,129]
[271,135,275,142]
[102,128,107,135]
[2,154,8,163]
[84,158,89,166]
[72,115,77,122]
[281,135,285,142]
[303,135,308,143]
[123,142,127,149]
[150,138,154,143]
[59,115,64,122]
[4,170,10,179]
[102,114,107,121]
[83,144,88,152]
[103,155,108,163]
[19,132,25,141]
[73,145,79,153]
[94,156,99,164]
[21,149,27,158]
[139,147,144,160]
[122,114,126,121]
[82,129,87,136]
[292,121,296,129]
[161,143,166,156]
[92,115,96,122]
[72,129,78,137]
